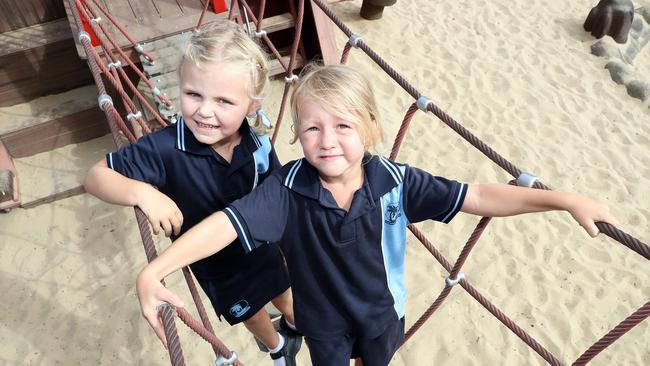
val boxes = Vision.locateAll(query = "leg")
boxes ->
[242,307,280,349]
[354,359,364,366]
[271,287,295,325]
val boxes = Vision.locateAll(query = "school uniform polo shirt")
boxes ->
[224,155,468,339]
[107,117,281,280]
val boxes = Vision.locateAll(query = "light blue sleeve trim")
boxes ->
[224,207,254,253]
[441,183,467,223]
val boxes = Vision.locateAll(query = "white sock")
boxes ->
[269,333,286,366]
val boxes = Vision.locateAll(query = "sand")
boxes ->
[1,0,648,365]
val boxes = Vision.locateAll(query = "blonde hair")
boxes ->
[290,64,383,149]
[181,21,271,133]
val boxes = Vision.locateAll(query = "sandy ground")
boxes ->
[1,0,648,365]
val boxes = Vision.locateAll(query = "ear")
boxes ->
[247,100,263,116]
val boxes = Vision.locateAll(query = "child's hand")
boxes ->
[136,185,184,237]
[566,194,619,237]
[136,269,185,349]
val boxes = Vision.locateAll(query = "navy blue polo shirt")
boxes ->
[107,117,281,279]
[224,155,468,339]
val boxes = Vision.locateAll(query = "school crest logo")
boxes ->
[384,203,401,225]
[229,300,251,318]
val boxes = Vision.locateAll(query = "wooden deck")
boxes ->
[64,0,230,62]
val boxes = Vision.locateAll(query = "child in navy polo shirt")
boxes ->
[134,64,617,365]
[83,22,301,365]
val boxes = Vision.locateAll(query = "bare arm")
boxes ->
[83,159,182,236]
[461,184,618,236]
[136,211,237,347]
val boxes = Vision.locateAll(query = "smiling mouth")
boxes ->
[320,155,340,160]
[196,121,219,129]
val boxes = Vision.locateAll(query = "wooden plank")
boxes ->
[64,0,229,60]
[150,0,184,20]
[0,19,72,57]
[309,0,339,65]
[0,85,98,135]
[0,108,110,158]
[0,38,94,107]
[260,13,295,34]
[0,0,66,33]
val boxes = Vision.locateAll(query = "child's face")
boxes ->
[179,61,258,147]
[297,98,366,182]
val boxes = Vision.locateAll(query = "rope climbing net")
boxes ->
[67,0,649,365]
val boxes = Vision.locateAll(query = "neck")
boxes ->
[211,132,241,162]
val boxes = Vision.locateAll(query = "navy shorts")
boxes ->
[196,242,290,325]
[305,317,405,366]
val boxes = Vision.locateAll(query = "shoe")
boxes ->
[270,330,302,366]
[278,315,302,336]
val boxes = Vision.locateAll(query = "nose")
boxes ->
[319,127,336,149]
[197,101,214,118]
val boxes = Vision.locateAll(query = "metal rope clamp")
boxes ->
[445,272,465,287]
[285,74,299,84]
[253,30,267,38]
[78,31,91,43]
[516,172,538,188]
[215,351,238,366]
[348,34,363,48]
[97,94,113,112]
[416,96,433,112]
[126,111,142,121]
[91,16,102,23]
[107,60,121,70]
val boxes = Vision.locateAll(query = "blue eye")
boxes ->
[217,98,232,105]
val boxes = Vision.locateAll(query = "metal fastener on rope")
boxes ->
[348,34,363,48]
[134,44,144,53]
[445,273,465,287]
[285,74,299,83]
[151,87,161,96]
[97,94,113,111]
[107,60,121,69]
[91,16,102,23]
[215,351,238,366]
[416,96,433,112]
[126,111,142,120]
[254,30,267,38]
[78,31,91,43]
[516,172,538,188]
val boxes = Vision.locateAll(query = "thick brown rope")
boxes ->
[572,300,650,365]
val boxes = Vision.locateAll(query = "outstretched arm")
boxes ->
[461,184,618,237]
[136,211,238,347]
[83,159,183,236]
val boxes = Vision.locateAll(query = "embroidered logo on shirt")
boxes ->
[229,300,251,318]
[384,203,401,225]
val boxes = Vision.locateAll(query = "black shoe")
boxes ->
[278,315,302,336]
[270,330,302,366]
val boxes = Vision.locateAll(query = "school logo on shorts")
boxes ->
[384,203,401,225]
[229,300,251,318]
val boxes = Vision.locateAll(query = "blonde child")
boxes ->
[83,22,301,365]
[134,64,617,365]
